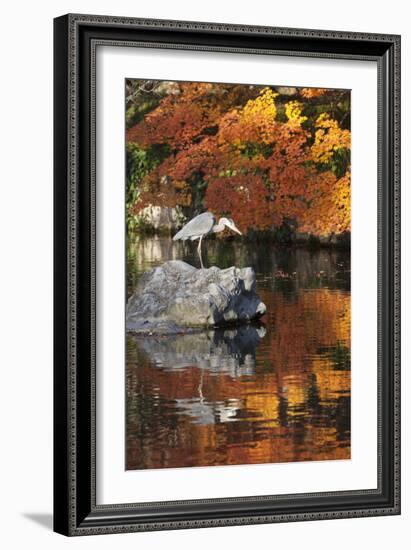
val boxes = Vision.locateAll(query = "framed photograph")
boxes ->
[53,14,401,536]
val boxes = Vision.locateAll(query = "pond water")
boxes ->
[126,235,351,470]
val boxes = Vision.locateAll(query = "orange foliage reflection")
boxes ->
[127,288,350,470]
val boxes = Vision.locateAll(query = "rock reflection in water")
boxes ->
[133,324,265,377]
[129,325,265,427]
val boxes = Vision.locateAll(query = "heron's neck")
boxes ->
[212,219,226,233]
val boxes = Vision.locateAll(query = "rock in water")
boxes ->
[126,260,266,333]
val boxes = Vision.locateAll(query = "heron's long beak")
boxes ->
[230,224,242,235]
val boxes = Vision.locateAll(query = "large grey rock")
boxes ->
[126,260,266,333]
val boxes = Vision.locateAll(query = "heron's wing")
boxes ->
[173,212,215,241]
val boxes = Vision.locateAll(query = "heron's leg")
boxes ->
[197,236,204,269]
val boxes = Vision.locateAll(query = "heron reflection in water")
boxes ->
[173,212,242,269]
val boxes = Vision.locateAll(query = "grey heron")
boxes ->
[173,212,242,269]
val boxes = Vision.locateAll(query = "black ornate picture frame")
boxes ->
[53,13,401,536]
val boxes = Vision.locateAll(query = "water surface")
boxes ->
[126,236,351,470]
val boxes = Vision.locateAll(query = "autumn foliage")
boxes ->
[126,80,351,238]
